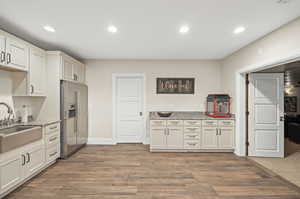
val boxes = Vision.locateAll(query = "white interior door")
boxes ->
[249,73,284,157]
[115,75,144,143]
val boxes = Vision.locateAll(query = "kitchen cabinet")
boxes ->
[0,30,30,72]
[0,152,23,194]
[150,128,166,149]
[5,37,29,71]
[201,127,218,149]
[62,54,85,83]
[201,120,235,150]
[28,47,46,96]
[12,47,47,96]
[218,127,235,149]
[150,120,183,150]
[24,143,45,179]
[167,127,183,149]
[150,118,235,152]
[0,140,44,196]
[62,56,74,81]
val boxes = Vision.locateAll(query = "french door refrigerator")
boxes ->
[60,80,88,159]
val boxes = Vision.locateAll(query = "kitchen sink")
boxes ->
[0,125,42,153]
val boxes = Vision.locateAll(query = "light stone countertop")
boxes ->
[149,112,235,120]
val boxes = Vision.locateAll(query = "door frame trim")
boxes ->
[235,50,300,156]
[112,73,146,144]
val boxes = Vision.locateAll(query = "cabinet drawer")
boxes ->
[184,140,200,149]
[45,131,60,148]
[184,126,201,133]
[184,120,202,127]
[218,120,234,127]
[184,133,200,140]
[167,120,183,127]
[150,120,166,127]
[46,144,60,163]
[46,123,60,134]
[202,120,218,127]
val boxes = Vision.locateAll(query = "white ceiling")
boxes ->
[1,0,300,60]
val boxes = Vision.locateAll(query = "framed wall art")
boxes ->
[156,78,195,94]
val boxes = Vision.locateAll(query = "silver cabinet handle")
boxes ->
[188,135,197,138]
[187,143,197,146]
[26,153,30,163]
[49,137,57,142]
[219,129,222,135]
[216,128,218,135]
[0,51,5,63]
[49,125,58,130]
[6,53,11,64]
[22,154,26,166]
[30,85,34,94]
[50,151,57,157]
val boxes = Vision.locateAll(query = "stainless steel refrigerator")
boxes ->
[60,80,88,159]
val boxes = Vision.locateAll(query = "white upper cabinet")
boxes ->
[12,47,46,96]
[6,37,29,71]
[29,47,46,96]
[0,30,29,72]
[61,53,85,83]
[62,56,74,81]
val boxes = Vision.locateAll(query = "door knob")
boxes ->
[280,116,285,121]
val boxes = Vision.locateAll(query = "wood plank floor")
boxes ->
[5,144,300,199]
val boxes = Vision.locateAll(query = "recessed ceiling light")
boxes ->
[179,25,190,34]
[233,26,246,34]
[107,25,118,34]
[43,25,55,33]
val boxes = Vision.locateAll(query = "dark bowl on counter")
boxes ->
[157,112,173,117]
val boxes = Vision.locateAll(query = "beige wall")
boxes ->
[85,60,222,142]
[221,17,300,113]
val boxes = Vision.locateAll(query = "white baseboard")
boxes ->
[87,138,116,145]
[143,137,150,145]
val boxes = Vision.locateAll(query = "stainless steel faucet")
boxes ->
[0,102,14,127]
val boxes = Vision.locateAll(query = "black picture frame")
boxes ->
[156,78,195,94]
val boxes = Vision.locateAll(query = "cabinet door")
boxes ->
[29,48,46,96]
[218,127,234,149]
[0,154,24,194]
[6,37,29,70]
[167,127,183,149]
[62,56,74,81]
[150,128,167,149]
[24,145,45,179]
[201,127,218,149]
[73,62,83,82]
[0,34,5,65]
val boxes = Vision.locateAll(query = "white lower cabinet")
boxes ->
[150,122,183,150]
[150,128,167,149]
[150,119,235,151]
[167,127,183,149]
[0,141,44,196]
[218,127,235,149]
[24,143,45,179]
[201,127,219,149]
[0,152,23,194]
[0,123,61,197]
